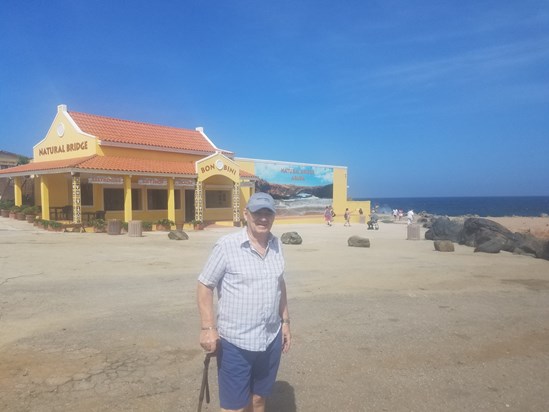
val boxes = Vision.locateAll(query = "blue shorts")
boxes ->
[217,330,282,410]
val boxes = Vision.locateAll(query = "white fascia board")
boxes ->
[73,169,198,178]
[64,112,96,138]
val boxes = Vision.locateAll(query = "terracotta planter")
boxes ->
[26,214,35,223]
[1,209,9,218]
[156,224,171,231]
[16,212,26,221]
[9,212,17,219]
[93,227,106,233]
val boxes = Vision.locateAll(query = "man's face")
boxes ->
[245,208,275,237]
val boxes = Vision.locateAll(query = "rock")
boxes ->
[512,232,549,258]
[425,217,464,242]
[348,236,370,247]
[459,218,516,252]
[281,232,303,245]
[168,230,189,240]
[474,237,507,253]
[434,240,454,252]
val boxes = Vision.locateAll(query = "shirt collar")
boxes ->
[239,228,275,248]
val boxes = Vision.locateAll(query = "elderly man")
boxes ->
[197,192,291,412]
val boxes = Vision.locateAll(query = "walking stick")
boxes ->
[197,353,212,412]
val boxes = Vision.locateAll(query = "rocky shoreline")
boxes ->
[415,213,549,260]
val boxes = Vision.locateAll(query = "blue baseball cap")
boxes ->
[246,192,276,213]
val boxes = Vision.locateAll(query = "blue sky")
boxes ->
[1,0,548,197]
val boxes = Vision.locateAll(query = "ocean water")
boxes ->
[357,196,549,217]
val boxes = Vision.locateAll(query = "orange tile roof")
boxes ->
[69,111,226,154]
[239,169,257,178]
[0,156,96,175]
[78,156,196,175]
[0,155,196,177]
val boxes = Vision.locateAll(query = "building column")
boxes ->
[72,173,82,224]
[124,175,132,222]
[40,176,50,220]
[13,177,23,206]
[167,177,175,223]
[194,180,204,222]
[232,181,241,226]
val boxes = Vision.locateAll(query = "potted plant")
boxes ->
[191,219,204,230]
[142,221,153,232]
[15,205,29,220]
[121,221,128,234]
[9,205,23,219]
[92,218,106,233]
[34,216,43,227]
[23,206,40,223]
[48,220,63,232]
[0,200,14,217]
[155,218,175,231]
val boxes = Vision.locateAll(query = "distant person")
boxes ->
[398,209,403,221]
[324,206,333,226]
[367,212,379,230]
[344,208,351,227]
[407,209,415,225]
[358,208,363,215]
[392,209,398,220]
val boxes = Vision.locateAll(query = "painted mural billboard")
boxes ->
[254,160,334,216]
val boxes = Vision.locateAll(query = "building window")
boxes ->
[146,189,181,210]
[81,183,93,206]
[205,190,231,208]
[131,189,142,210]
[147,189,167,210]
[104,188,124,211]
[104,188,142,211]
[175,190,181,209]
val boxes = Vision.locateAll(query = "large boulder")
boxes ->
[513,232,549,258]
[434,240,455,252]
[168,230,189,240]
[425,217,464,242]
[281,232,303,245]
[348,236,370,248]
[459,218,517,252]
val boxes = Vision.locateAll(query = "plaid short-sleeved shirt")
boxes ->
[198,228,285,351]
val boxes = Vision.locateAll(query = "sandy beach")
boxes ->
[1,216,548,411]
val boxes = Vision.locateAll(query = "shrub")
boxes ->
[92,218,106,230]
[23,205,40,215]
[156,218,175,226]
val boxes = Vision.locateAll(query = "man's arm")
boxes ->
[279,279,291,353]
[197,282,220,353]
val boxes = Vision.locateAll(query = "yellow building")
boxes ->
[0,105,369,227]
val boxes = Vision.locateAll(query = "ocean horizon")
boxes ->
[354,196,549,217]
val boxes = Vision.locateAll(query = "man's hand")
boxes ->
[282,323,291,353]
[200,328,220,354]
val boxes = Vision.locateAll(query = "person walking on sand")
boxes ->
[407,209,415,225]
[344,208,351,227]
[324,206,333,226]
[197,192,291,412]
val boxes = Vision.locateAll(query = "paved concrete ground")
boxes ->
[1,217,548,411]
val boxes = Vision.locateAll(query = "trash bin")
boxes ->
[107,219,122,235]
[407,223,421,240]
[128,220,142,237]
